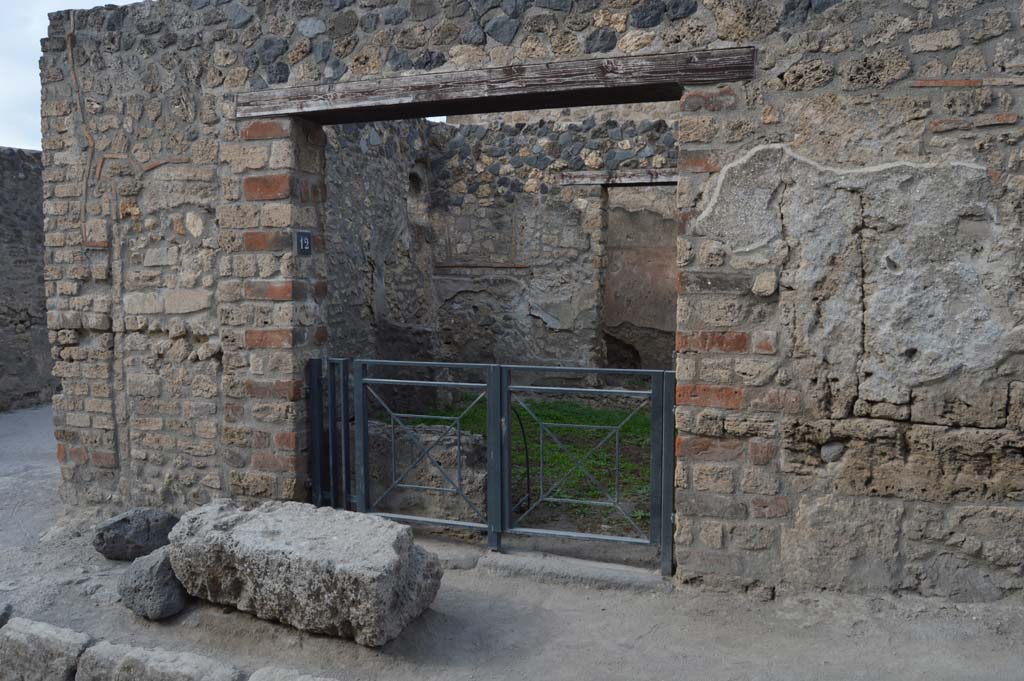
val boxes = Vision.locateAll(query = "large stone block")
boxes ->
[0,618,91,681]
[169,501,443,647]
[75,641,244,681]
[781,495,903,592]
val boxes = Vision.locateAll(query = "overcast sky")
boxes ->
[1,1,136,150]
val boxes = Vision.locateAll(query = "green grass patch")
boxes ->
[404,396,653,533]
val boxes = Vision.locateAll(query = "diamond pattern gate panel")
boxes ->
[307,359,675,575]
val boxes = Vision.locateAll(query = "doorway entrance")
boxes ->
[307,357,676,575]
[238,47,754,575]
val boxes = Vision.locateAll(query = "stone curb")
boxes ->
[0,616,346,681]
[414,538,484,570]
[476,550,673,593]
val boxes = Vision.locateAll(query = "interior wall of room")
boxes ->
[323,117,680,369]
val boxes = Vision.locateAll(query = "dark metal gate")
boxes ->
[307,358,676,575]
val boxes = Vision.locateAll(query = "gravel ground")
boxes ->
[2,406,1024,681]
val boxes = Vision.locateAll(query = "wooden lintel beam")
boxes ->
[235,48,755,123]
[560,169,681,186]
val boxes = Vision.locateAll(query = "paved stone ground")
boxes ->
[2,406,1024,680]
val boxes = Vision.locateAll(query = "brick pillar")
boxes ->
[216,117,327,504]
[673,84,789,597]
[42,73,119,507]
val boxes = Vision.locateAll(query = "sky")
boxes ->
[1,0,136,151]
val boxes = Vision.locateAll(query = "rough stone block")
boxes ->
[75,641,244,681]
[169,501,443,647]
[781,496,902,592]
[676,384,745,409]
[163,289,213,314]
[693,463,735,493]
[93,508,180,561]
[909,29,962,53]
[124,292,163,315]
[118,546,189,620]
[678,493,747,520]
[903,505,1024,602]
[0,617,91,681]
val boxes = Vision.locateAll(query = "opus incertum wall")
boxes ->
[41,0,1024,600]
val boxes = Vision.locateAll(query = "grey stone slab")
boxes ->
[75,641,244,681]
[0,617,91,681]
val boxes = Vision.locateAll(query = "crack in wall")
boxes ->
[850,188,868,420]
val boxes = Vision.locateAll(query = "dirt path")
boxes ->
[1,406,1023,680]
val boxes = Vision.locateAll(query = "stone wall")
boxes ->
[667,2,1024,601]
[323,120,437,363]
[0,148,54,412]
[39,0,1024,601]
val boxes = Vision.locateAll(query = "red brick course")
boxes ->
[244,329,295,349]
[241,120,291,140]
[242,231,292,252]
[676,384,745,409]
[675,435,745,460]
[243,174,291,201]
[245,379,304,400]
[244,280,307,301]
[678,150,722,173]
[747,439,776,465]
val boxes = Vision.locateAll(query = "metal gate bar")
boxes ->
[307,358,352,510]
[308,357,676,575]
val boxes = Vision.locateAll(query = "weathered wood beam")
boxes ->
[559,169,681,186]
[236,48,755,123]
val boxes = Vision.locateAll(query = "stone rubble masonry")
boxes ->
[0,148,55,411]
[666,0,1024,600]
[675,71,1024,598]
[38,0,1024,602]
